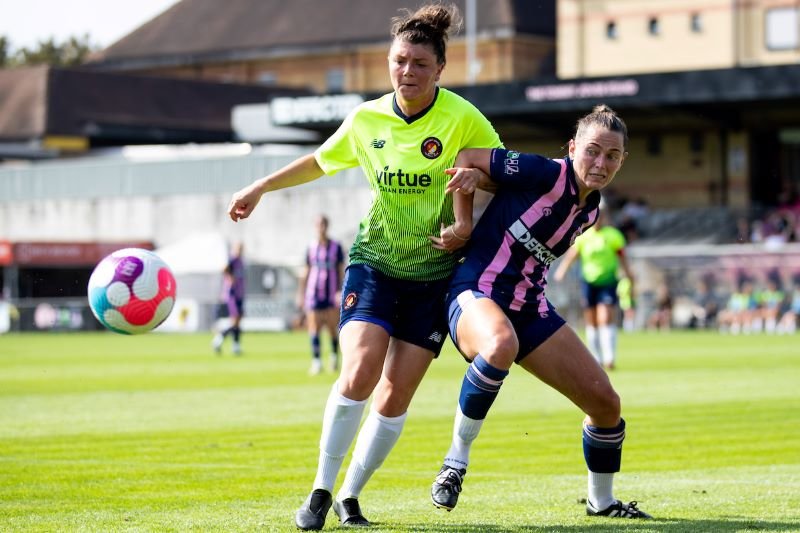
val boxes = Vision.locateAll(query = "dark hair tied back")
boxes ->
[575,104,629,149]
[391,3,462,64]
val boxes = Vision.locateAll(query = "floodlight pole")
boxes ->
[466,0,478,85]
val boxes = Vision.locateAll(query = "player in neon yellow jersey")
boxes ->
[555,207,635,370]
[227,4,501,530]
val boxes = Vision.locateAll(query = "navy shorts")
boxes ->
[581,281,619,308]
[339,263,450,356]
[227,296,244,318]
[306,298,337,312]
[447,289,565,363]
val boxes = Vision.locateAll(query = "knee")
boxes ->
[372,384,411,418]
[586,387,621,427]
[480,328,518,369]
[337,361,381,401]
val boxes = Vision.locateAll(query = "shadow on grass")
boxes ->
[381,518,799,532]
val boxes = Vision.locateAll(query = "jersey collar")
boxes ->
[392,87,440,124]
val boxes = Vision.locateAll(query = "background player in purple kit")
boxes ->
[297,215,346,375]
[430,105,652,519]
[212,241,246,355]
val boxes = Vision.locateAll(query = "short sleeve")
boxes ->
[488,148,564,191]
[314,109,359,175]
[610,228,627,251]
[461,104,503,150]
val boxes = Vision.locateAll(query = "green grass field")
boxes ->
[1,330,799,532]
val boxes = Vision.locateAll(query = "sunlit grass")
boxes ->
[1,331,798,532]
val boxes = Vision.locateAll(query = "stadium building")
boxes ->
[1,0,799,332]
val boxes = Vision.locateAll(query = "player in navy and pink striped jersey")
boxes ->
[430,105,652,520]
[297,215,346,375]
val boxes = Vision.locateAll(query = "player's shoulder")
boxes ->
[437,87,483,114]
[353,93,394,115]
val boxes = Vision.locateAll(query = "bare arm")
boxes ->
[228,153,325,222]
[553,245,579,282]
[445,149,495,194]
[618,250,635,293]
[296,264,309,309]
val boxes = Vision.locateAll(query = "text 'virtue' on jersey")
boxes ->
[450,148,602,314]
[314,87,502,281]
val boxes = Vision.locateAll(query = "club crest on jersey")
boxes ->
[421,137,443,159]
[343,292,358,310]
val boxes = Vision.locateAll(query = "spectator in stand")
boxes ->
[758,276,786,334]
[688,276,720,329]
[718,278,758,334]
[777,277,800,334]
[734,216,751,244]
[646,282,672,332]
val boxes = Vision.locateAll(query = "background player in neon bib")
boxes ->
[430,106,652,520]
[297,214,346,375]
[226,4,502,529]
[554,206,635,369]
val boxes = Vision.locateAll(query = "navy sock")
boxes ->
[458,354,509,420]
[311,334,321,359]
[583,419,625,473]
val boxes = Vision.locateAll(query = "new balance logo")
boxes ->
[428,331,443,343]
[371,139,386,148]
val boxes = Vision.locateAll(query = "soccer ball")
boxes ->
[87,248,176,334]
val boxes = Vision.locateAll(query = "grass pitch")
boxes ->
[1,330,799,532]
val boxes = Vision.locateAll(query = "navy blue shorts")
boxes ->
[339,263,450,356]
[225,296,244,318]
[306,299,337,311]
[447,289,565,363]
[581,281,619,308]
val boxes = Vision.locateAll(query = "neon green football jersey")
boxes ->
[574,225,627,286]
[315,87,502,281]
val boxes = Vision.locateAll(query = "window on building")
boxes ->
[690,132,705,153]
[648,17,660,36]
[257,72,277,86]
[690,13,702,33]
[765,7,799,50]
[326,68,346,93]
[647,134,662,156]
[606,20,617,39]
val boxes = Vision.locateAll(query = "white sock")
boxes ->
[312,382,367,492]
[337,410,407,500]
[443,408,484,470]
[587,470,615,510]
[598,325,617,367]
[585,326,601,364]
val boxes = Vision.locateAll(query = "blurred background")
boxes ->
[1,0,799,335]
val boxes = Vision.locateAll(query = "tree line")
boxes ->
[0,34,97,68]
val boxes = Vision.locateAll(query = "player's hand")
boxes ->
[429,223,470,252]
[445,167,483,195]
[228,182,263,222]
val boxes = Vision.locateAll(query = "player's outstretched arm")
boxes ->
[445,148,495,194]
[553,246,579,282]
[228,154,324,221]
